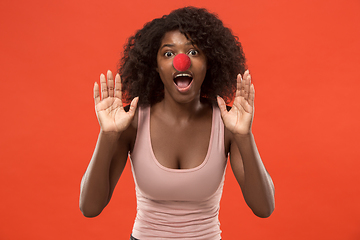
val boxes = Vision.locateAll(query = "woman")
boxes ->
[80,7,275,240]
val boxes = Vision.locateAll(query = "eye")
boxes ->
[188,49,198,56]
[164,51,174,58]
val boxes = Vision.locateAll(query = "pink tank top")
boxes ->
[129,106,227,239]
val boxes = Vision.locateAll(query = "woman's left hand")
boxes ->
[217,70,254,135]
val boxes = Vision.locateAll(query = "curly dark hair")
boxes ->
[119,6,246,106]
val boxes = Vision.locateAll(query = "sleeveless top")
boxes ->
[129,106,228,239]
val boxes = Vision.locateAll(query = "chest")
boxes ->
[150,115,212,169]
[129,106,228,201]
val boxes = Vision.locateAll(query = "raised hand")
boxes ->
[94,70,139,132]
[217,70,254,135]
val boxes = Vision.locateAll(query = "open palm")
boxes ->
[217,70,254,135]
[94,70,138,132]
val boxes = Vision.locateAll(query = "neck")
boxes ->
[156,95,207,122]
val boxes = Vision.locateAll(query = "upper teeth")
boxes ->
[175,73,192,78]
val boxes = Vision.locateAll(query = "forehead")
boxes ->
[160,30,191,46]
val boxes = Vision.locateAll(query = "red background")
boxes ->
[1,0,359,239]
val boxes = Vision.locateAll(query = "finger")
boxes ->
[128,97,139,116]
[236,74,242,98]
[107,70,114,97]
[248,84,255,107]
[100,73,108,99]
[243,70,251,101]
[114,73,122,100]
[94,82,100,105]
[217,95,228,117]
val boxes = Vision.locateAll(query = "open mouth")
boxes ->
[173,73,193,91]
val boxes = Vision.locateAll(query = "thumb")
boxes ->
[128,97,139,116]
[217,96,227,117]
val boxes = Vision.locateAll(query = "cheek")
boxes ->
[193,57,207,71]
[157,60,173,75]
[198,62,207,77]
[157,65,166,76]
[157,65,170,83]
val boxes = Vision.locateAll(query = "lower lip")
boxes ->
[174,80,193,93]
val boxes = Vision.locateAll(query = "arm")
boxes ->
[79,71,138,217]
[218,70,275,218]
[229,131,275,218]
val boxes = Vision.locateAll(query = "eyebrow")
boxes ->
[159,41,194,50]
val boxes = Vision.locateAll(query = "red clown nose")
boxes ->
[173,53,191,72]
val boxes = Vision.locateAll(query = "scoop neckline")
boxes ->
[148,105,214,173]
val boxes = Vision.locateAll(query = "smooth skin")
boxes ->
[79,30,275,219]
[218,72,275,217]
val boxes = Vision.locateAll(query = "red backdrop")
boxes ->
[1,0,359,239]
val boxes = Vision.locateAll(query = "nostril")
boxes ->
[173,53,191,72]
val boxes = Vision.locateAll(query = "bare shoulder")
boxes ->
[121,105,139,152]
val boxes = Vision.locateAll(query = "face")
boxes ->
[156,30,207,104]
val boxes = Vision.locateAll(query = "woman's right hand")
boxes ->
[94,70,139,132]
